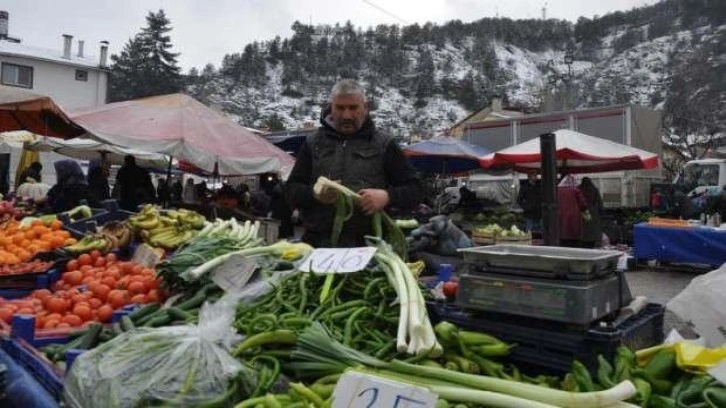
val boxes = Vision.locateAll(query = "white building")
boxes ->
[0,10,110,189]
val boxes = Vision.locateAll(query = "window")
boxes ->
[75,69,88,82]
[1,63,33,88]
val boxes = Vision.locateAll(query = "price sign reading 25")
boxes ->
[332,372,438,408]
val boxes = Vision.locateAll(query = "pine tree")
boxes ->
[109,9,182,102]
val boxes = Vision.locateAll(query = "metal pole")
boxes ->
[540,133,559,246]
[165,156,173,208]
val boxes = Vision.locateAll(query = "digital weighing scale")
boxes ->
[456,245,632,325]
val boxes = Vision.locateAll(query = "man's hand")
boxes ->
[357,189,390,215]
[314,185,339,204]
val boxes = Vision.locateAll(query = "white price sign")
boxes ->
[211,254,258,294]
[298,247,377,274]
[332,372,437,408]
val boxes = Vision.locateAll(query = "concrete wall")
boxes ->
[0,54,107,109]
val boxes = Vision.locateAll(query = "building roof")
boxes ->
[0,40,104,70]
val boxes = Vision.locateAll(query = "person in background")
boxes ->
[250,187,271,217]
[236,182,251,210]
[215,184,239,209]
[46,160,98,213]
[266,177,294,238]
[285,79,422,247]
[182,179,197,204]
[19,161,43,184]
[115,155,155,211]
[195,181,210,204]
[557,174,589,247]
[171,177,183,203]
[517,170,542,233]
[87,160,110,204]
[156,177,171,207]
[579,177,604,248]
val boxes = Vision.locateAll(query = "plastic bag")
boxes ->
[63,295,256,408]
[667,264,726,348]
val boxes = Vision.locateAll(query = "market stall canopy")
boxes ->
[0,86,85,138]
[402,136,491,174]
[25,137,172,169]
[70,93,294,176]
[480,129,659,173]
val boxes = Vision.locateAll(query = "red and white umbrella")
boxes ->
[480,129,659,173]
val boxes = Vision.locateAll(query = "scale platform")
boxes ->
[456,270,632,325]
[458,245,622,280]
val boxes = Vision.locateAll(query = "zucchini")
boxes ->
[167,307,194,322]
[128,303,161,323]
[120,315,136,332]
[77,322,103,349]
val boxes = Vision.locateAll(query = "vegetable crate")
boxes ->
[0,337,63,401]
[429,302,664,375]
[63,209,135,238]
[0,268,61,299]
[495,232,532,246]
[0,345,58,408]
[3,304,138,348]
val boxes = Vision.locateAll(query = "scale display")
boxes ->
[456,272,629,325]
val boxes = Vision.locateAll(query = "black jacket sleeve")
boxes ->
[383,140,422,210]
[284,140,317,210]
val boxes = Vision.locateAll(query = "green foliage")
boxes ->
[263,113,286,131]
[109,9,182,102]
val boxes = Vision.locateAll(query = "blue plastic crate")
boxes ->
[8,304,139,348]
[0,344,59,407]
[1,338,63,402]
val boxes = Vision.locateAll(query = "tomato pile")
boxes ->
[0,219,75,265]
[0,251,164,329]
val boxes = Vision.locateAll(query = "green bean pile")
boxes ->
[233,270,402,361]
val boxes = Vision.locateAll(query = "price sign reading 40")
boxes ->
[332,372,437,408]
[298,247,377,274]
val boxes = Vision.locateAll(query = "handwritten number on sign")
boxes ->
[393,395,427,408]
[358,387,379,408]
[316,252,337,272]
[340,253,364,270]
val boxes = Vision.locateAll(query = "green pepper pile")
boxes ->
[567,346,726,407]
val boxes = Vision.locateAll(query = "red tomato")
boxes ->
[77,254,92,267]
[443,281,458,297]
[66,260,79,272]
[90,250,102,261]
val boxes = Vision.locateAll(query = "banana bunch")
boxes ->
[63,235,113,255]
[98,221,133,250]
[129,205,207,250]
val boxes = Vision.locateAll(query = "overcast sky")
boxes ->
[3,0,654,71]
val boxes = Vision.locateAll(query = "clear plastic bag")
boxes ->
[64,295,256,408]
[668,264,726,348]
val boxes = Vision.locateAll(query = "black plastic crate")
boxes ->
[63,209,135,238]
[428,302,664,375]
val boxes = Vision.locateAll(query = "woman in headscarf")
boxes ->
[557,174,589,247]
[87,160,111,204]
[46,160,98,213]
[579,177,604,248]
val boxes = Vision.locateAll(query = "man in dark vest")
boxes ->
[285,79,422,247]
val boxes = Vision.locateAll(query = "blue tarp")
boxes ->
[634,222,726,266]
[403,137,491,174]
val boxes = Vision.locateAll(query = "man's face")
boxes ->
[528,172,537,183]
[330,93,368,136]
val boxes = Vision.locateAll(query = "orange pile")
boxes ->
[0,219,75,265]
